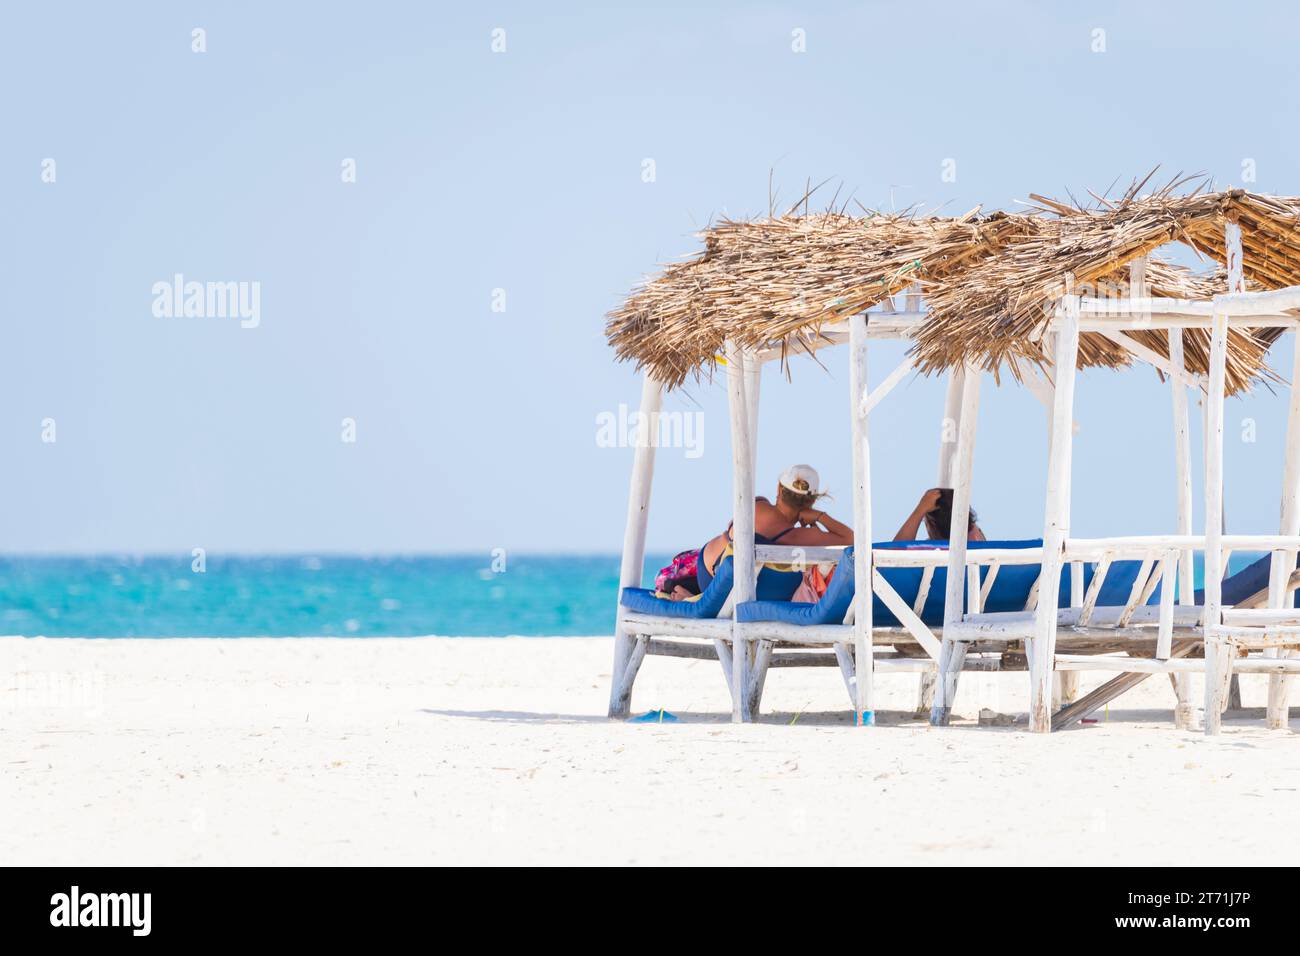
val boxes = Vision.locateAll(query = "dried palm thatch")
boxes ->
[913,176,1300,392]
[607,208,1032,389]
[606,175,1300,395]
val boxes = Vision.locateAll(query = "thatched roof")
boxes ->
[606,177,1300,394]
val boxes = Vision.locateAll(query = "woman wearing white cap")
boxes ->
[692,464,854,596]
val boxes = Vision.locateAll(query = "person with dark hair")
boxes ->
[894,487,986,542]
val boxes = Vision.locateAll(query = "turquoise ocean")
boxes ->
[0,552,1263,638]
[0,555,676,638]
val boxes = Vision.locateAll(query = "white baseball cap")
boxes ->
[778,464,821,495]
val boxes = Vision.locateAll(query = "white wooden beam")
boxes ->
[608,373,663,719]
[860,353,914,418]
[1203,222,1246,735]
[1129,255,1148,299]
[611,635,649,710]
[931,364,981,725]
[937,366,965,486]
[873,546,1043,567]
[1077,313,1300,331]
[872,569,942,660]
[1169,327,1196,602]
[1021,362,1055,415]
[1064,533,1300,556]
[1078,292,1298,317]
[744,355,761,475]
[832,642,857,707]
[1030,294,1080,733]
[1156,551,1177,660]
[904,281,922,313]
[1203,303,1230,736]
[1226,221,1246,295]
[849,314,875,725]
[1266,330,1300,729]
[1097,329,1206,391]
[725,341,756,723]
[1168,326,1196,728]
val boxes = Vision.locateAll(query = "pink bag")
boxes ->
[791,565,832,603]
[791,573,819,603]
[656,549,701,595]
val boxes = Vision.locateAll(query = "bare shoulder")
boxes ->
[778,527,839,547]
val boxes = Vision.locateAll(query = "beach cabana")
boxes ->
[606,178,1300,734]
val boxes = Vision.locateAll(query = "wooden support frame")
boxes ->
[1052,640,1201,731]
[917,366,965,716]
[1203,221,1245,735]
[1030,294,1080,733]
[611,239,1300,729]
[608,374,663,718]
[726,341,756,723]
[1265,331,1300,729]
[1203,306,1231,735]
[931,363,981,725]
[744,356,761,474]
[610,635,650,710]
[860,354,914,418]
[872,569,942,659]
[938,366,965,486]
[848,314,874,725]
[1098,329,1206,391]
[1168,327,1197,728]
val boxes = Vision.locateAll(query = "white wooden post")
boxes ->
[1203,302,1230,735]
[1168,326,1196,729]
[905,281,922,313]
[1226,219,1245,296]
[1029,335,1058,684]
[726,342,756,722]
[1266,326,1300,729]
[930,364,981,726]
[1048,332,1081,713]
[608,373,663,718]
[1060,565,1083,703]
[1030,294,1080,734]
[938,367,966,486]
[745,357,761,476]
[849,314,875,725]
[920,366,965,715]
[1130,255,1148,299]
[1203,221,1246,734]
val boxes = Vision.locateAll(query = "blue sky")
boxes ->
[3,1,1299,554]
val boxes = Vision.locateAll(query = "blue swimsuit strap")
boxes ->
[709,521,797,575]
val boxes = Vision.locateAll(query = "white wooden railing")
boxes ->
[750,534,1300,649]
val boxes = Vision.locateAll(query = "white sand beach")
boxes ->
[1,635,1296,866]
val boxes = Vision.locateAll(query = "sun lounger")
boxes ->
[734,540,1081,716]
[611,556,802,715]
[615,536,1289,723]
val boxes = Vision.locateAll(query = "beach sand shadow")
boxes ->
[422,705,1296,733]
[421,708,613,724]
[423,707,944,726]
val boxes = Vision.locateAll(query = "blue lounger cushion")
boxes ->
[737,546,859,626]
[1190,552,1299,607]
[734,542,1290,629]
[618,555,802,620]
[737,539,1152,627]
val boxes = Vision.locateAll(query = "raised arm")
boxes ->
[777,508,853,547]
[895,488,942,541]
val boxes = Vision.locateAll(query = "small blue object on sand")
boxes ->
[631,708,678,723]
